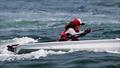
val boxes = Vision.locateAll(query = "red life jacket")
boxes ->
[57,27,79,41]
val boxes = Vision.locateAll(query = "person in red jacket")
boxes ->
[57,18,91,41]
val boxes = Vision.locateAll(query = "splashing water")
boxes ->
[0,37,38,46]
[0,37,38,54]
[0,37,70,62]
[0,49,69,62]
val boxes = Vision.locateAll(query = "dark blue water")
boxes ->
[0,0,120,68]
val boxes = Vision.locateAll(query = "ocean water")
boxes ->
[0,0,120,68]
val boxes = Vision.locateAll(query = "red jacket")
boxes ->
[57,27,79,41]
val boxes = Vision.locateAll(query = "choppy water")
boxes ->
[0,0,120,68]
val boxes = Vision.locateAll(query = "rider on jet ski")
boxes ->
[7,18,91,52]
[57,18,91,41]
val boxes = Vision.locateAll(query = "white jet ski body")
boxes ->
[15,39,120,54]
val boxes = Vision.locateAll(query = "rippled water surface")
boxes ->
[0,0,120,68]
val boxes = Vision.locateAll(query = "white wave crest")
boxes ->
[105,50,120,54]
[0,49,68,62]
[0,37,38,46]
[0,49,120,62]
[11,37,38,45]
[0,37,38,54]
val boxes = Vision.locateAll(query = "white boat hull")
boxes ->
[15,39,120,54]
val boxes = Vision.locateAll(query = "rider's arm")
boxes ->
[65,28,80,35]
[65,28,91,38]
[77,28,91,37]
